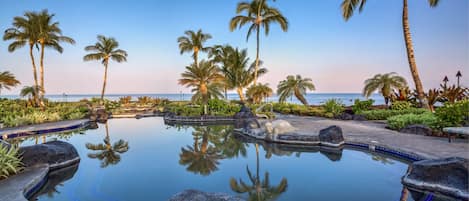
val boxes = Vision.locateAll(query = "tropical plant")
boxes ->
[20,85,42,106]
[230,0,288,85]
[0,71,20,94]
[86,123,129,168]
[277,75,315,105]
[351,99,374,113]
[341,0,440,108]
[246,83,273,104]
[357,108,428,120]
[440,85,467,104]
[434,100,469,129]
[35,10,75,99]
[83,35,128,101]
[209,44,236,98]
[177,29,212,67]
[390,101,412,111]
[0,145,23,179]
[119,96,132,105]
[363,73,407,105]
[387,112,437,130]
[323,99,345,117]
[179,60,224,107]
[426,88,441,112]
[3,12,40,106]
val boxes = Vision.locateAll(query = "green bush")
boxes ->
[352,99,374,113]
[390,101,412,110]
[0,146,23,179]
[434,99,469,128]
[322,99,344,116]
[358,108,428,120]
[387,112,438,130]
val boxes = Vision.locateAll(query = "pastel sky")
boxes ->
[0,0,467,95]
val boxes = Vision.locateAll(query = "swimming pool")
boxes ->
[11,117,423,201]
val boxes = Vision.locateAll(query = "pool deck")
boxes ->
[275,114,469,160]
[0,164,49,201]
[0,119,89,139]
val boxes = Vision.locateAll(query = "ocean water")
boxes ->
[0,93,384,106]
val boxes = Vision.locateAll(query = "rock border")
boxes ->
[0,120,90,141]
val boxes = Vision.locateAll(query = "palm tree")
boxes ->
[35,10,75,99]
[20,85,42,106]
[179,126,224,175]
[179,60,224,107]
[246,83,273,104]
[456,70,462,87]
[86,123,129,168]
[209,44,236,99]
[341,0,441,109]
[230,0,288,85]
[223,48,267,102]
[363,73,407,105]
[177,29,212,67]
[0,71,20,95]
[3,12,40,105]
[277,75,315,105]
[230,144,288,201]
[83,35,128,101]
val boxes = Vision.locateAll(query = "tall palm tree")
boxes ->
[230,0,288,85]
[209,44,236,99]
[35,10,75,99]
[341,0,441,109]
[179,126,224,175]
[230,144,288,201]
[363,72,407,105]
[83,35,128,101]
[277,75,315,105]
[177,29,212,67]
[0,71,20,95]
[179,60,224,106]
[3,12,40,106]
[86,123,129,168]
[223,48,267,102]
[246,83,273,104]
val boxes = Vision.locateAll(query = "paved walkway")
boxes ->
[0,119,89,137]
[0,164,49,201]
[275,114,469,159]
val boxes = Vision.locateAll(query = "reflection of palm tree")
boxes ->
[230,144,288,201]
[179,126,224,175]
[86,123,129,168]
[217,127,248,159]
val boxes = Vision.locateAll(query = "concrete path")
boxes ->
[0,119,89,137]
[275,114,469,159]
[0,164,49,201]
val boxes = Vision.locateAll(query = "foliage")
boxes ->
[0,145,23,179]
[277,75,315,105]
[137,96,153,105]
[440,85,468,104]
[434,100,469,129]
[207,99,241,116]
[119,96,132,105]
[272,103,328,117]
[426,88,441,112]
[363,72,407,105]
[390,101,412,110]
[387,112,438,130]
[246,83,273,104]
[322,99,344,116]
[177,29,212,64]
[351,99,374,113]
[179,60,224,104]
[357,108,428,120]
[0,71,20,94]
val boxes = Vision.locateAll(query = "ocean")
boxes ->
[0,93,385,106]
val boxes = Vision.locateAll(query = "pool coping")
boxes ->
[0,119,90,141]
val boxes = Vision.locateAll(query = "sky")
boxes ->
[0,0,468,95]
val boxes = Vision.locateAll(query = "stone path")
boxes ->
[275,114,469,159]
[0,119,89,137]
[0,164,49,201]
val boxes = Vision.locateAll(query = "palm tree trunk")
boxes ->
[402,0,428,109]
[254,27,260,86]
[237,87,245,102]
[101,60,109,101]
[29,44,40,107]
[194,50,199,67]
[39,43,45,100]
[294,89,308,106]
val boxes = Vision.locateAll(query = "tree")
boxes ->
[35,10,75,99]
[209,44,236,99]
[246,83,273,104]
[86,123,129,168]
[179,60,224,107]
[363,72,407,105]
[0,71,20,95]
[277,75,315,105]
[341,0,441,109]
[230,0,288,85]
[20,85,42,106]
[177,29,212,67]
[3,12,40,106]
[83,35,128,101]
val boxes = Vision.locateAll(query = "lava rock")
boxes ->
[402,157,469,199]
[233,104,255,119]
[318,126,344,146]
[89,107,109,123]
[28,163,79,200]
[352,114,367,121]
[169,189,245,201]
[336,113,353,120]
[20,141,80,169]
[400,124,433,136]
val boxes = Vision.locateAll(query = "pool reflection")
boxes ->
[85,122,129,168]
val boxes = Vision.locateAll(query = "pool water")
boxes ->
[12,117,419,201]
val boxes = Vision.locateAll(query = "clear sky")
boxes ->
[0,0,467,95]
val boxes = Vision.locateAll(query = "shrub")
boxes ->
[119,96,132,104]
[137,96,152,105]
[358,108,428,120]
[390,101,412,110]
[387,112,438,130]
[0,146,23,179]
[352,99,374,113]
[322,99,344,116]
[434,99,469,128]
